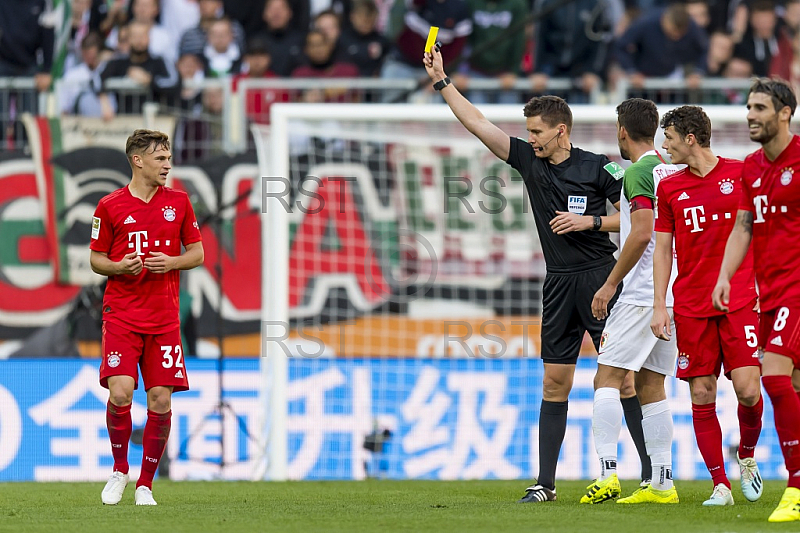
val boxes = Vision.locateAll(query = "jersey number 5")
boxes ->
[161,345,184,368]
[744,325,757,348]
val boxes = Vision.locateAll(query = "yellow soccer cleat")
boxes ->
[768,487,800,523]
[580,474,621,504]
[616,485,679,504]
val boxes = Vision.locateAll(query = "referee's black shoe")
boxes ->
[517,483,557,503]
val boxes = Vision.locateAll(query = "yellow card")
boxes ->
[424,27,439,53]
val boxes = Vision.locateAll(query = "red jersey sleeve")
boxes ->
[90,200,114,253]
[738,161,754,213]
[654,181,675,233]
[181,194,202,245]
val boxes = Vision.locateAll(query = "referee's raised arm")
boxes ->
[423,45,510,161]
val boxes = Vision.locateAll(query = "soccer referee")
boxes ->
[424,45,641,502]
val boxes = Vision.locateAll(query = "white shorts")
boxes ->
[597,302,678,376]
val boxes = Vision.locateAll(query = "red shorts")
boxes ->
[674,301,761,380]
[100,321,190,392]
[759,305,800,368]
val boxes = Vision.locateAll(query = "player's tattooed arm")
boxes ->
[735,210,753,235]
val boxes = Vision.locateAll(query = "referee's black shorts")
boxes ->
[540,257,620,365]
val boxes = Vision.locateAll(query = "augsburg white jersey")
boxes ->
[618,151,681,306]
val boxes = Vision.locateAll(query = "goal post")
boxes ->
[254,103,761,481]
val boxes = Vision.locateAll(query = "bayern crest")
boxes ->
[162,205,176,221]
[780,167,793,186]
[677,353,689,370]
[107,351,121,368]
[718,178,735,195]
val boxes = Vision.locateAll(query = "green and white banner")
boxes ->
[22,115,176,285]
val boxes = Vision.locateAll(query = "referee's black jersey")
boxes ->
[506,136,623,271]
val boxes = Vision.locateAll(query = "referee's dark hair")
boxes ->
[616,98,659,142]
[749,77,797,118]
[523,95,573,133]
[660,106,712,148]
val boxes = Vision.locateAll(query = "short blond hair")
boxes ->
[125,129,170,167]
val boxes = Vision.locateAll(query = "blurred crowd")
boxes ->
[2,0,800,128]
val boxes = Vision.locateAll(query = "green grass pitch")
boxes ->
[0,480,796,533]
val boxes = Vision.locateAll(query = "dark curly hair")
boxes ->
[659,106,712,148]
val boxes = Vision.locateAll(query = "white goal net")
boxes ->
[252,104,781,482]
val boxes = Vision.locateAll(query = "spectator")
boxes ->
[782,0,800,39]
[706,31,735,77]
[97,0,130,35]
[252,0,306,76]
[724,56,753,78]
[176,52,206,113]
[455,0,526,105]
[115,24,132,56]
[224,0,269,38]
[705,0,747,36]
[685,0,711,32]
[225,0,312,36]
[0,0,54,90]
[106,0,178,66]
[338,0,390,77]
[531,0,610,103]
[65,0,95,73]
[172,52,211,163]
[98,21,178,119]
[309,0,351,31]
[380,0,472,101]
[202,18,243,76]
[733,0,779,77]
[234,39,289,124]
[0,0,53,148]
[292,30,359,102]
[59,32,112,117]
[315,10,343,57]
[179,0,246,58]
[614,3,708,89]
[769,2,798,81]
[160,0,202,44]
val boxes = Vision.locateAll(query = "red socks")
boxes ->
[762,376,800,489]
[692,402,730,488]
[106,401,132,475]
[136,410,172,489]
[737,396,763,459]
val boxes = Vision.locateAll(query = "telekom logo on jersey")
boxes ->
[683,206,707,233]
[128,231,148,255]
[684,195,779,233]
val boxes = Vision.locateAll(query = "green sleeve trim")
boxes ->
[623,160,657,202]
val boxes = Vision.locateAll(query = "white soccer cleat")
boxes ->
[101,471,129,505]
[737,453,764,502]
[135,486,158,506]
[703,483,734,506]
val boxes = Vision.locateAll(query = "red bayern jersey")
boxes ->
[90,185,201,333]
[739,135,800,312]
[655,157,756,317]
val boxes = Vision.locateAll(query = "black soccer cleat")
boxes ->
[517,484,557,503]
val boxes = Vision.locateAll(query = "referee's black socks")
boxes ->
[538,400,568,490]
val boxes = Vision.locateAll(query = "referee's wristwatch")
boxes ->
[592,215,602,231]
[433,77,452,91]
